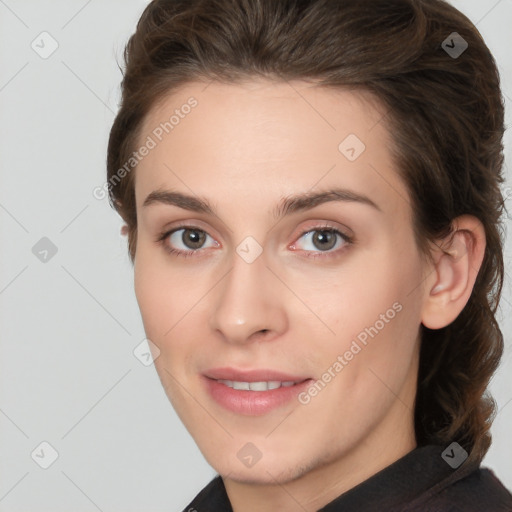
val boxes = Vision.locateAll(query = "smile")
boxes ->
[216,379,301,391]
[202,373,313,415]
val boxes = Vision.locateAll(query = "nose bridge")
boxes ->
[209,243,287,344]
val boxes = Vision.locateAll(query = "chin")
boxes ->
[212,456,313,485]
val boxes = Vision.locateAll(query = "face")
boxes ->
[133,79,430,487]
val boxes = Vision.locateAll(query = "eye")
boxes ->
[156,224,353,259]
[157,226,218,257]
[291,226,353,258]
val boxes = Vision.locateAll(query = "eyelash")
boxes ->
[156,223,354,260]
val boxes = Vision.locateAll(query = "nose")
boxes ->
[208,247,288,345]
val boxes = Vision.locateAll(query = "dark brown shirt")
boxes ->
[182,445,512,511]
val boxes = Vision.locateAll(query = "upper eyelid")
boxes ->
[165,223,346,237]
[158,210,354,237]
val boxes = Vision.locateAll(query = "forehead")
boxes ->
[135,79,409,217]
[139,79,386,153]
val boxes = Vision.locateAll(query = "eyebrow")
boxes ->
[142,187,382,218]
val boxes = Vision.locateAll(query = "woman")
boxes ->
[106,0,512,510]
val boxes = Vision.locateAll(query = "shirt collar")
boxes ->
[189,444,479,512]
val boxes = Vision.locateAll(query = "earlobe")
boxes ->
[421,215,486,330]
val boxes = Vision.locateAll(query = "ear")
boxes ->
[421,215,486,330]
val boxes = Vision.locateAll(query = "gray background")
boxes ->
[0,1,511,510]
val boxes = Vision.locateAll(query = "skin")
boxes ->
[131,79,485,511]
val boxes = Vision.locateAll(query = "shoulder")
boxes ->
[405,466,512,512]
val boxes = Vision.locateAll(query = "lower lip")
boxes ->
[202,376,313,416]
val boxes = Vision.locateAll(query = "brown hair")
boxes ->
[106,0,506,465]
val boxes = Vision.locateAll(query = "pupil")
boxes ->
[314,230,336,251]
[184,229,205,249]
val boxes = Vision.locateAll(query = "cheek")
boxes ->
[310,253,411,333]
[134,261,158,330]
[134,257,192,402]
[133,248,175,339]
[315,244,423,370]
[133,248,207,362]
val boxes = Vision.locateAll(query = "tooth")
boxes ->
[232,381,250,390]
[216,379,299,391]
[249,381,269,391]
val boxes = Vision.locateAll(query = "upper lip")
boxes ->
[204,367,311,382]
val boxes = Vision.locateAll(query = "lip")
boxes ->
[202,367,313,416]
[203,367,310,382]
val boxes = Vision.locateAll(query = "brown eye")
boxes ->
[159,226,218,257]
[179,228,207,249]
[310,230,338,251]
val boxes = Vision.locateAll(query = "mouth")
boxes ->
[202,367,313,415]
[214,379,306,391]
